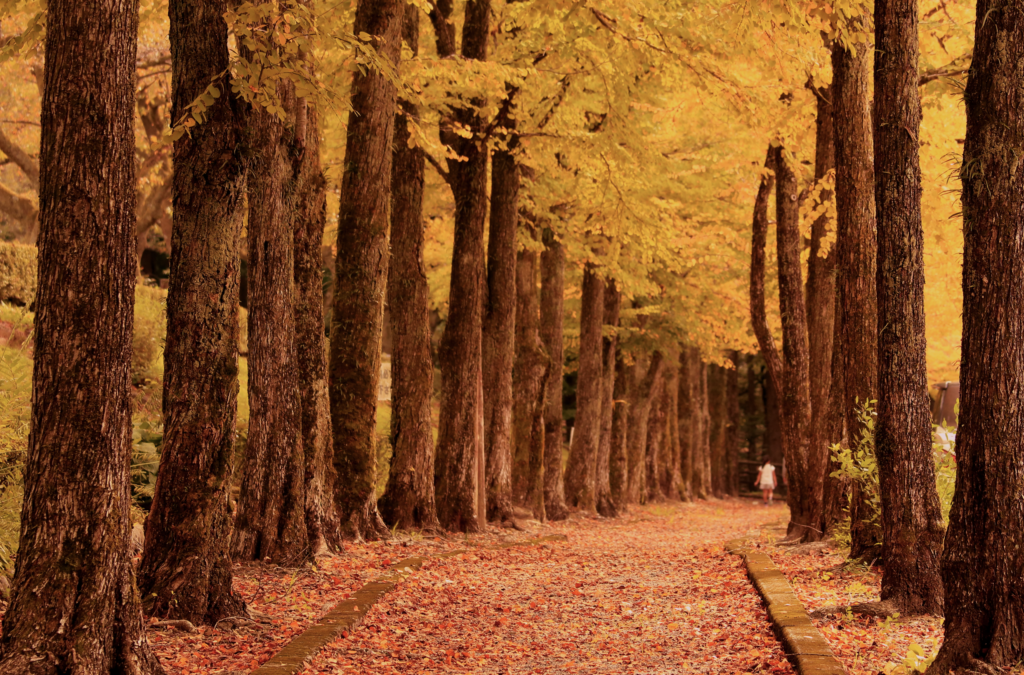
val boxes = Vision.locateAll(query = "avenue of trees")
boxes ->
[0,0,1020,672]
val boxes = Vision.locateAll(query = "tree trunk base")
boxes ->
[596,494,619,518]
[849,599,899,619]
[928,646,1005,675]
[342,500,391,542]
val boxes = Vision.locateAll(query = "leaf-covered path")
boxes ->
[303,500,795,674]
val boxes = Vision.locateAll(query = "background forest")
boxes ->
[0,0,1006,671]
[0,0,970,576]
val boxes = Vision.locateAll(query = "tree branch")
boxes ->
[0,181,38,225]
[423,151,451,185]
[749,144,785,406]
[0,127,39,187]
[136,179,172,237]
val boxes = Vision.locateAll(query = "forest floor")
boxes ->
[750,524,946,675]
[151,499,795,675]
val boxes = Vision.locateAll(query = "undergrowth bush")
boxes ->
[134,283,166,384]
[831,399,958,548]
[0,241,37,307]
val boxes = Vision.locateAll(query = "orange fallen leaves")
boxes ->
[754,520,943,675]
[300,501,796,675]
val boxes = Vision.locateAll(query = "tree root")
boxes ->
[151,619,198,633]
[927,651,1007,675]
[849,600,899,618]
[213,615,259,631]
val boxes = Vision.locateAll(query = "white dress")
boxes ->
[758,464,776,490]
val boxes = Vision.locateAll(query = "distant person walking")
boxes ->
[755,458,777,505]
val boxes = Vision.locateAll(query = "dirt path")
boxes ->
[303,500,796,674]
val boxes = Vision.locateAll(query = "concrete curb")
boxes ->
[726,539,847,675]
[251,533,569,675]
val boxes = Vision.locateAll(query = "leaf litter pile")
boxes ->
[301,501,794,675]
[751,523,944,675]
[148,535,507,673]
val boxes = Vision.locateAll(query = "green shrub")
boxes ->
[0,242,37,307]
[831,399,958,545]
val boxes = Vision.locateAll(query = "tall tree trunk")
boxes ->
[932,0,1024,666]
[821,298,850,535]
[564,267,604,510]
[726,353,741,497]
[803,81,837,542]
[749,146,784,478]
[595,281,621,516]
[626,352,665,503]
[233,88,307,563]
[677,346,698,502]
[432,0,490,532]
[609,348,635,509]
[873,0,945,615]
[774,146,814,539]
[512,222,548,520]
[138,0,246,623]
[644,379,668,503]
[290,5,342,553]
[329,0,403,540]
[741,356,764,462]
[764,374,786,467]
[540,229,568,519]
[707,364,727,497]
[0,1,162,670]
[698,360,713,499]
[833,39,881,560]
[379,6,439,532]
[482,96,518,523]
[662,362,682,499]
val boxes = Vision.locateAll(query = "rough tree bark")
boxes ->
[662,361,682,499]
[610,348,635,509]
[749,148,783,473]
[431,0,491,532]
[626,352,665,503]
[290,1,342,554]
[540,229,569,519]
[872,0,945,615]
[512,222,549,520]
[233,91,307,563]
[931,0,1024,668]
[832,39,881,560]
[379,5,439,532]
[803,80,837,543]
[329,0,403,540]
[740,357,764,460]
[821,297,850,535]
[0,1,163,671]
[482,93,518,523]
[595,281,621,516]
[707,364,727,497]
[645,379,668,503]
[138,0,247,623]
[726,353,741,497]
[764,377,786,467]
[677,346,698,502]
[698,360,712,498]
[564,267,605,511]
[773,145,814,538]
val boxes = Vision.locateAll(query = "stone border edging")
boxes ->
[726,539,847,675]
[251,533,569,675]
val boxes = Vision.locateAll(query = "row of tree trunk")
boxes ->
[749,0,1024,670]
